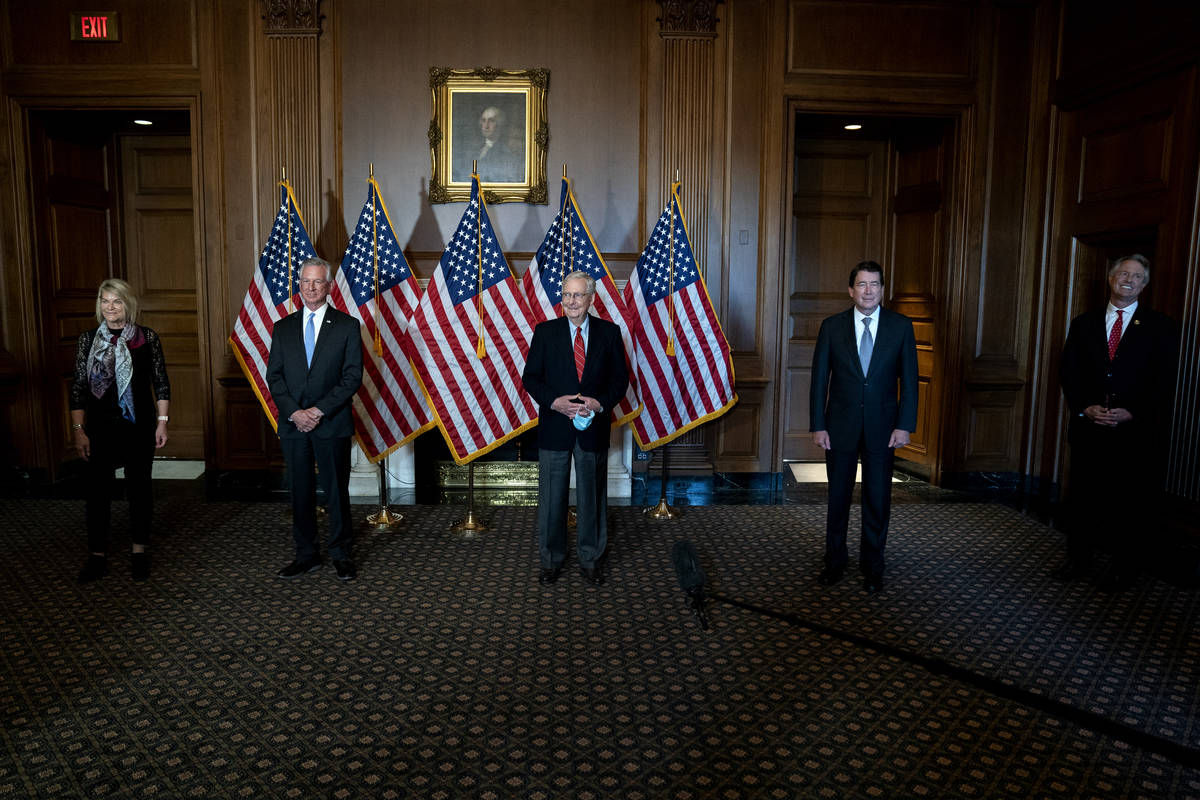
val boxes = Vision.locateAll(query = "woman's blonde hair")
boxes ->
[95,278,138,324]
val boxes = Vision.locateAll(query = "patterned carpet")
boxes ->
[0,497,1198,799]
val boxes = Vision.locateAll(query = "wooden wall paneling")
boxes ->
[713,0,784,472]
[652,0,722,473]
[3,0,198,68]
[958,1,1053,476]
[787,0,974,80]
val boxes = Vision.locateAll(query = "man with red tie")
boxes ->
[1055,254,1178,590]
[522,271,629,586]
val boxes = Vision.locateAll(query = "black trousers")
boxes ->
[824,431,895,576]
[85,421,155,553]
[281,434,354,562]
[536,444,608,570]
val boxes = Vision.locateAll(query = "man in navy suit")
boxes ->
[522,271,629,586]
[810,260,918,593]
[1055,254,1178,590]
[267,257,364,581]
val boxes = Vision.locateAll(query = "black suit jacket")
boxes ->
[809,307,919,451]
[522,315,629,452]
[1059,304,1177,449]
[266,305,364,440]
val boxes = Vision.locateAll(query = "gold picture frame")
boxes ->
[429,66,549,204]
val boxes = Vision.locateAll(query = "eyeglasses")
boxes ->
[853,281,882,290]
[299,279,328,287]
[561,292,591,301]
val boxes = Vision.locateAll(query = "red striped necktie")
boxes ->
[574,327,586,381]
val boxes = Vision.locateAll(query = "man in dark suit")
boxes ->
[1055,254,1178,591]
[810,260,918,593]
[522,270,629,586]
[267,257,364,581]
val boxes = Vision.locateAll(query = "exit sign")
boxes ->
[70,12,121,42]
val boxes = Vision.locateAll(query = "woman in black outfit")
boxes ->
[70,278,170,583]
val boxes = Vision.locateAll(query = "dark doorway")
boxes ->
[26,109,202,479]
[781,113,957,482]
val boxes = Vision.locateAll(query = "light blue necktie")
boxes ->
[304,312,315,367]
[859,316,873,375]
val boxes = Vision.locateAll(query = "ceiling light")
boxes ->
[844,124,862,131]
[133,119,153,126]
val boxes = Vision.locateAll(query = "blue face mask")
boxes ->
[573,409,594,430]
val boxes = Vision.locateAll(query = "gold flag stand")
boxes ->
[366,461,402,528]
[643,444,679,519]
[450,463,490,534]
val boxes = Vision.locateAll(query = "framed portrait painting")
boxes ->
[429,67,549,204]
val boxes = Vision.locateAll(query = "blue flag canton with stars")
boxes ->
[259,186,317,307]
[440,184,511,305]
[534,183,605,305]
[635,198,700,304]
[340,184,413,308]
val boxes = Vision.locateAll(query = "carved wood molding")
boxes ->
[262,0,323,36]
[656,0,721,37]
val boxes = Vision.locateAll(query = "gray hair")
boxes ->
[563,270,595,295]
[1108,253,1150,281]
[300,257,333,282]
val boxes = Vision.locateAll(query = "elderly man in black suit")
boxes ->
[267,257,364,581]
[1054,254,1178,591]
[522,270,629,586]
[810,260,918,594]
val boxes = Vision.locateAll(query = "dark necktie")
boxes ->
[1107,309,1123,361]
[859,317,874,374]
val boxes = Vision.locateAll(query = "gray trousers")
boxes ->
[537,444,608,570]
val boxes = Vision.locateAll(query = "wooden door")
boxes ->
[888,125,952,479]
[119,135,202,458]
[782,137,888,460]
[28,113,123,479]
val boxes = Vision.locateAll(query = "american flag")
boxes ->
[623,181,737,449]
[409,176,539,464]
[229,182,318,428]
[521,177,641,427]
[330,178,435,462]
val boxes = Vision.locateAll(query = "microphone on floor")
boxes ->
[671,540,710,631]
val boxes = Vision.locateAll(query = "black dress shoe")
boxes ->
[277,558,321,578]
[333,559,357,582]
[580,565,605,586]
[864,573,884,594]
[77,555,108,584]
[131,552,149,582]
[1097,567,1135,593]
[1051,560,1088,582]
[539,566,563,584]
[818,566,844,586]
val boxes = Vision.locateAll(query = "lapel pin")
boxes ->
[1133,319,1140,325]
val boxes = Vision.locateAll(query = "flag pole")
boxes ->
[283,166,296,313]
[370,163,383,356]
[473,164,487,359]
[449,463,490,533]
[367,459,403,528]
[643,444,678,519]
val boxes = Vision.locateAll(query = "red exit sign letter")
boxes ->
[69,12,121,42]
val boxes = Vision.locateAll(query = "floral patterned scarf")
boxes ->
[87,323,143,422]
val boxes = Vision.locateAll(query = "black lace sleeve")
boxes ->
[68,329,94,410]
[144,327,171,401]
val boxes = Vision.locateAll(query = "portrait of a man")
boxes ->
[451,92,527,184]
